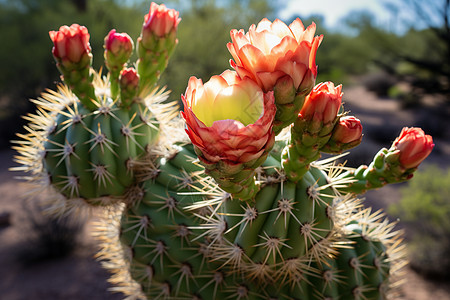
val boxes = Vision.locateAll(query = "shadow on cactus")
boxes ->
[12,2,435,299]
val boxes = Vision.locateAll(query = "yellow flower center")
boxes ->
[192,84,263,127]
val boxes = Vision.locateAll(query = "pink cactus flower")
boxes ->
[143,2,181,38]
[392,127,434,169]
[181,70,276,165]
[299,82,343,125]
[227,18,323,93]
[49,24,91,63]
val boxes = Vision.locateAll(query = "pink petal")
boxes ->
[288,18,305,41]
[271,19,293,39]
[256,71,285,92]
[255,18,272,32]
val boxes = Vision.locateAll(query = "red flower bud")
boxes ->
[120,68,139,89]
[392,127,434,169]
[104,29,133,61]
[332,116,362,144]
[49,24,91,63]
[143,2,180,38]
[299,82,342,124]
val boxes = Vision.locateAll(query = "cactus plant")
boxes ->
[13,2,434,299]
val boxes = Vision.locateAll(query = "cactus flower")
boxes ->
[182,70,276,165]
[227,18,323,133]
[181,70,276,200]
[49,24,91,65]
[298,82,342,129]
[392,127,434,169]
[227,18,322,93]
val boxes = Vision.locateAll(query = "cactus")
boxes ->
[13,2,434,300]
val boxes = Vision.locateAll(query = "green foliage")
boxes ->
[390,165,450,230]
[389,164,450,277]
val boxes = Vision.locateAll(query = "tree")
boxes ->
[383,0,450,97]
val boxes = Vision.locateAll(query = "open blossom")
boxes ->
[227,18,322,93]
[392,127,434,169]
[143,2,180,39]
[299,82,342,125]
[181,70,276,165]
[49,24,91,63]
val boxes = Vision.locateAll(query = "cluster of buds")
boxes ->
[281,81,363,181]
[49,2,179,110]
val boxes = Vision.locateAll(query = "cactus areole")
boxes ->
[13,2,434,300]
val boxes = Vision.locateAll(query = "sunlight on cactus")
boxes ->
[12,2,435,299]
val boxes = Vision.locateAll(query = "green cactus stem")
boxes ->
[272,75,311,135]
[336,147,417,195]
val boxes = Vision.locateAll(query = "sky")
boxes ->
[278,0,438,34]
[279,0,388,27]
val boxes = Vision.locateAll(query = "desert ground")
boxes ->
[1,84,449,299]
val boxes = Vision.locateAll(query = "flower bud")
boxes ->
[332,116,363,144]
[137,2,180,90]
[391,127,434,169]
[49,24,97,110]
[104,29,133,67]
[142,2,180,40]
[49,24,91,65]
[321,116,363,153]
[120,68,139,88]
[298,82,342,128]
[120,67,139,103]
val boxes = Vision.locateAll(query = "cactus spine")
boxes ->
[13,2,433,300]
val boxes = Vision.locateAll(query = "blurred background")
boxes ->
[0,0,449,299]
